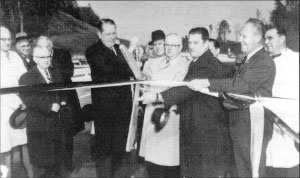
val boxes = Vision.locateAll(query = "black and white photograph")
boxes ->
[0,0,299,178]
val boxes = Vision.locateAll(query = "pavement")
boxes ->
[11,130,148,178]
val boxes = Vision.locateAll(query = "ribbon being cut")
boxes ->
[1,45,298,178]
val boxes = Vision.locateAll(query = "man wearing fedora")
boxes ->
[15,32,35,71]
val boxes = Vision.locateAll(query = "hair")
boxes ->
[246,18,265,39]
[208,38,220,49]
[189,27,209,42]
[35,36,53,48]
[32,46,51,56]
[165,33,183,46]
[266,25,287,37]
[96,18,116,32]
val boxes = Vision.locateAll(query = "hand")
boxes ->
[138,92,157,104]
[128,37,139,53]
[51,103,60,112]
[188,79,210,91]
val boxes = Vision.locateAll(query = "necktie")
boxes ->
[45,70,52,83]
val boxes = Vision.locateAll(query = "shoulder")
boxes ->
[19,67,37,84]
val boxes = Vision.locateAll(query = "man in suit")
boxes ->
[188,18,276,177]
[140,27,236,178]
[85,18,134,178]
[19,46,66,178]
[15,32,35,70]
[35,36,84,171]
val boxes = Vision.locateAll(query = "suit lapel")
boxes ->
[33,66,48,84]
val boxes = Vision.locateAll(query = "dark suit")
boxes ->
[86,40,133,177]
[51,48,84,170]
[19,66,71,176]
[209,48,276,177]
[161,50,236,178]
[17,53,35,71]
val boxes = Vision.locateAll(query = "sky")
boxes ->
[77,1,275,44]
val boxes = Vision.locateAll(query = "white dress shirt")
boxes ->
[266,48,299,168]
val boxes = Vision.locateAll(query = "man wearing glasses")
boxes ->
[140,27,236,177]
[140,33,190,178]
[19,46,69,178]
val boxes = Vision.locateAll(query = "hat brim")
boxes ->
[9,108,27,129]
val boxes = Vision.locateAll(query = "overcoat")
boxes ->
[85,40,133,159]
[19,66,75,167]
[161,50,236,177]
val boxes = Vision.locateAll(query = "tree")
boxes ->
[217,20,231,42]
[256,9,266,24]
[270,0,299,51]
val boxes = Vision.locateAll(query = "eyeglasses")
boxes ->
[34,55,52,60]
[164,44,180,48]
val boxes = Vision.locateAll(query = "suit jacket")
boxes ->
[51,48,84,135]
[51,48,74,83]
[209,48,275,96]
[17,53,35,71]
[161,50,235,177]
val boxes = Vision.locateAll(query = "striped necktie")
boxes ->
[45,70,52,83]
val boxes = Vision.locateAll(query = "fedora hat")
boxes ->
[9,107,27,129]
[151,30,165,43]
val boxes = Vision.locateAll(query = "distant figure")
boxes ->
[152,30,165,58]
[0,26,33,178]
[15,32,35,70]
[85,18,134,178]
[208,38,221,58]
[264,25,299,178]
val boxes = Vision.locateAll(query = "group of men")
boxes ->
[1,26,84,178]
[0,15,299,178]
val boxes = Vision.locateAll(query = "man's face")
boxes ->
[16,40,31,57]
[188,34,208,59]
[165,35,181,59]
[208,41,220,58]
[0,27,12,52]
[239,23,260,54]
[98,23,117,48]
[264,29,285,55]
[33,48,52,70]
[153,39,165,57]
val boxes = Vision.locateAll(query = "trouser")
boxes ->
[229,109,273,177]
[265,165,299,178]
[146,162,180,178]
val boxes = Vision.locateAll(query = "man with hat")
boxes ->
[15,32,35,70]
[151,30,165,58]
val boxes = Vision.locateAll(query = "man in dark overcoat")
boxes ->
[85,18,133,178]
[188,18,276,177]
[36,36,84,171]
[140,27,236,178]
[19,46,75,178]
